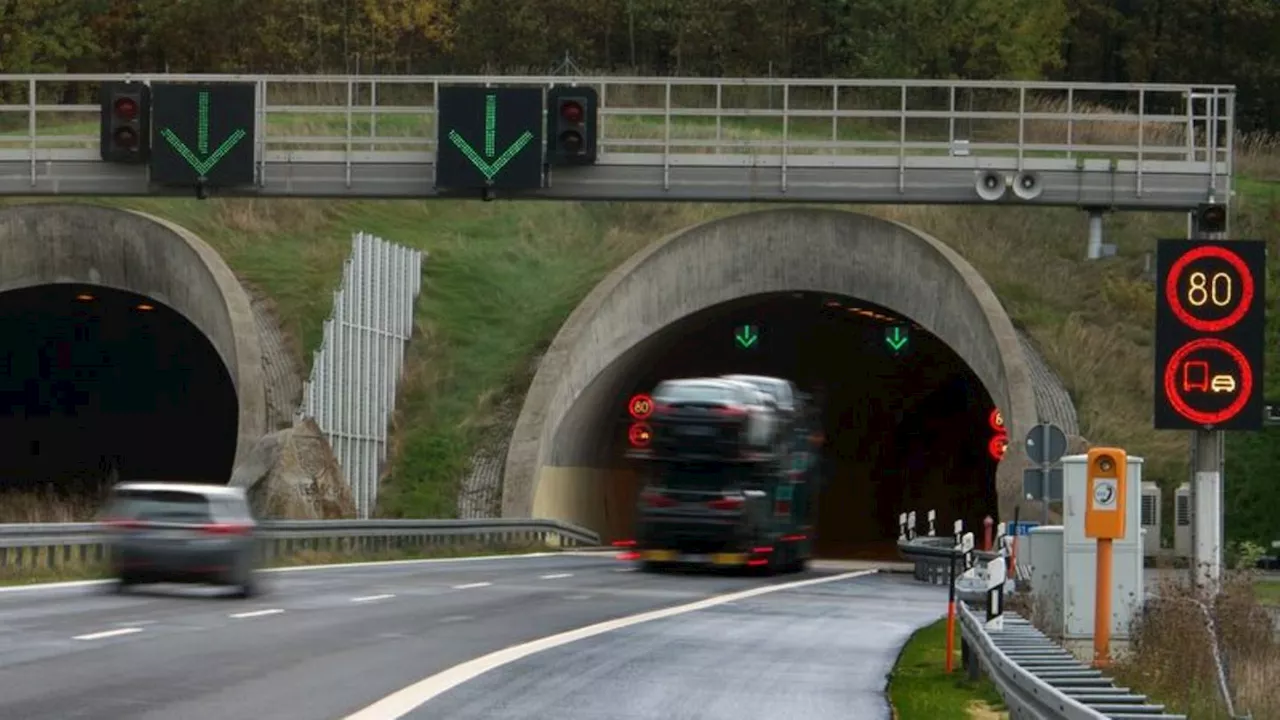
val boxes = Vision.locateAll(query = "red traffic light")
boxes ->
[987,408,1004,432]
[560,100,584,124]
[113,96,139,120]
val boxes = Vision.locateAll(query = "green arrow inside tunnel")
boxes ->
[885,325,909,352]
[734,324,759,349]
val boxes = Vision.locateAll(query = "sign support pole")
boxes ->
[1039,423,1051,525]
[1187,209,1227,590]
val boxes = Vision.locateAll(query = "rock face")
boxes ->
[230,417,356,519]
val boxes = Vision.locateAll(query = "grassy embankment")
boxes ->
[0,85,1276,527]
[888,618,1006,719]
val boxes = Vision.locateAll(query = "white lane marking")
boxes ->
[539,573,573,580]
[0,551,578,594]
[229,608,285,619]
[451,582,492,590]
[612,567,636,573]
[74,627,144,641]
[351,594,396,603]
[342,569,879,720]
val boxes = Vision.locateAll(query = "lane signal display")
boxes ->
[628,423,652,448]
[1154,239,1266,430]
[988,408,1008,461]
[628,393,654,420]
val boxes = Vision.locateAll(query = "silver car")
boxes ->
[102,482,261,597]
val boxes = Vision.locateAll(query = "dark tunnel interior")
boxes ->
[0,285,238,508]
[564,291,1000,558]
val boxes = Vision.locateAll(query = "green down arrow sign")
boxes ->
[734,325,759,349]
[448,94,534,180]
[885,326,909,352]
[159,90,247,177]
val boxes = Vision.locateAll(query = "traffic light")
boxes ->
[1084,447,1127,539]
[100,81,151,163]
[546,86,598,166]
[1196,203,1227,234]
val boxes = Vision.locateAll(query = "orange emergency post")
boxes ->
[1084,447,1128,668]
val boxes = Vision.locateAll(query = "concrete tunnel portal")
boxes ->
[0,204,265,504]
[506,208,1039,556]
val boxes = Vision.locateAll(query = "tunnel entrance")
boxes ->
[556,292,1000,559]
[0,284,238,515]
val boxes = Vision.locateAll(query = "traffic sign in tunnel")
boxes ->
[505,207,1043,558]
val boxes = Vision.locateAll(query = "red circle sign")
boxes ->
[628,394,654,420]
[988,408,1004,432]
[1162,337,1254,426]
[1164,245,1255,333]
[988,433,1008,461]
[628,422,652,448]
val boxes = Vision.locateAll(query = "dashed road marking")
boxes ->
[74,627,144,641]
[351,594,396,603]
[230,608,285,619]
[452,582,491,590]
[612,568,636,573]
[539,573,573,580]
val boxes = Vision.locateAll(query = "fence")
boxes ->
[0,518,601,573]
[297,232,425,518]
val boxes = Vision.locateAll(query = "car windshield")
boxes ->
[654,381,741,405]
[108,490,212,523]
[660,463,741,490]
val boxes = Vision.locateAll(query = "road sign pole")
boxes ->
[1039,423,1051,525]
[1188,210,1227,590]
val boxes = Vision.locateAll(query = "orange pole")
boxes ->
[1093,538,1113,668]
[945,600,957,673]
[983,516,993,551]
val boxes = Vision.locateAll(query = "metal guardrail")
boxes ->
[957,602,1187,720]
[0,518,601,571]
[0,73,1233,207]
[898,529,1190,720]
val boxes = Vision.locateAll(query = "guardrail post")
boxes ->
[907,510,917,541]
[927,509,936,537]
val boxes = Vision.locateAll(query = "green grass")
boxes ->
[1257,579,1280,606]
[0,540,555,586]
[888,618,1006,719]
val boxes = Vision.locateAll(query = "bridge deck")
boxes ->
[0,74,1235,208]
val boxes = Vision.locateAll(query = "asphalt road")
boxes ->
[0,553,944,720]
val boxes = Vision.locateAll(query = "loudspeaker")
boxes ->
[1012,171,1043,201]
[975,170,1006,201]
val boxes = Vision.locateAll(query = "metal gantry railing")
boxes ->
[297,232,425,518]
[0,74,1234,206]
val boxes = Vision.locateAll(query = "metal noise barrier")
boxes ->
[297,232,426,519]
[0,518,602,571]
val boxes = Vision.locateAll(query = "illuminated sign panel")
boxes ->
[149,83,255,187]
[435,86,542,191]
[1154,239,1265,430]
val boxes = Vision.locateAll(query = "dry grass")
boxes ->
[1114,572,1280,720]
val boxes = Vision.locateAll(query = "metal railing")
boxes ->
[0,74,1234,206]
[297,231,425,518]
[0,518,600,572]
[957,602,1187,720]
[896,508,1190,720]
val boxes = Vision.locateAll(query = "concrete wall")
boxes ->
[505,208,1040,527]
[0,204,267,471]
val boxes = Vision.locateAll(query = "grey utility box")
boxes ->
[1022,525,1065,634]
[1059,453,1146,642]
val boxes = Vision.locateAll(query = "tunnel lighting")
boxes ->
[74,293,95,302]
[825,300,842,308]
[134,303,155,312]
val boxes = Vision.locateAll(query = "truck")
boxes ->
[623,375,823,574]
